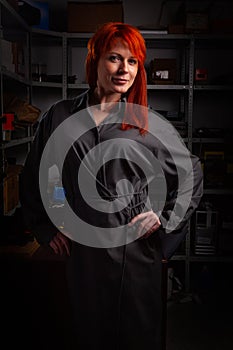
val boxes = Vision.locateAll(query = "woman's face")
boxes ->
[96,40,138,96]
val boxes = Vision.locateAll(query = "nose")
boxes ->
[118,59,128,73]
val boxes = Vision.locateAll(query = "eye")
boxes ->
[128,58,138,65]
[109,55,120,63]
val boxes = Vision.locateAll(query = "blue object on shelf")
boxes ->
[53,186,66,203]
[24,0,49,29]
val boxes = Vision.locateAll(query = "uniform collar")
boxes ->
[70,88,127,115]
[70,88,90,114]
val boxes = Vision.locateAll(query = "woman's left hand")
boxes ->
[49,231,71,256]
[128,210,161,238]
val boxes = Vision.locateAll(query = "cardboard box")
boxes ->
[185,12,209,33]
[195,68,208,82]
[67,1,124,33]
[149,58,177,85]
[210,19,233,34]
[168,24,184,34]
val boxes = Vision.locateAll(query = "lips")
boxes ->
[112,78,128,85]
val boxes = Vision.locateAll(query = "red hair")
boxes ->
[85,22,148,134]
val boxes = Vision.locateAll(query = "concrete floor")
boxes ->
[1,247,233,350]
[166,293,233,350]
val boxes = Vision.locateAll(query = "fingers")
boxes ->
[49,232,71,256]
[49,239,60,255]
[137,214,155,237]
[143,222,161,238]
[128,211,150,226]
[129,210,161,238]
[53,234,64,255]
[57,231,71,256]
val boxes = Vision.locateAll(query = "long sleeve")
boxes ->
[154,127,203,259]
[19,106,58,245]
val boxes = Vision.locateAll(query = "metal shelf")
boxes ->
[68,83,89,89]
[194,33,233,41]
[190,255,233,263]
[32,81,63,88]
[169,254,233,262]
[171,255,186,261]
[66,83,191,91]
[147,84,189,90]
[141,33,190,40]
[192,137,224,143]
[194,85,233,91]
[68,83,190,91]
[203,188,233,195]
[31,28,63,47]
[32,28,63,38]
[0,136,34,149]
[1,67,31,86]
[66,32,93,39]
[64,32,233,41]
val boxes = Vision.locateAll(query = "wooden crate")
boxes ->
[3,165,23,214]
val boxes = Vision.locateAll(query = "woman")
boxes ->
[20,22,203,349]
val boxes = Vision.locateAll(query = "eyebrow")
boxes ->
[108,51,137,59]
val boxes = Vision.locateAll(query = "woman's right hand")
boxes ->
[49,231,71,256]
[128,210,161,238]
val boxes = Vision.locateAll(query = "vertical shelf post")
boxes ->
[62,33,67,100]
[188,37,195,151]
[0,1,4,216]
[184,37,195,292]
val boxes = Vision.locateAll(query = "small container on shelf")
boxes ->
[2,113,15,141]
[193,210,219,255]
[32,63,47,82]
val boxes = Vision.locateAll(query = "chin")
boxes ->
[113,86,130,94]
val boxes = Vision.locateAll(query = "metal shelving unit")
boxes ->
[0,0,33,216]
[188,35,233,289]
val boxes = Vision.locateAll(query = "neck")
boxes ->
[90,87,122,109]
